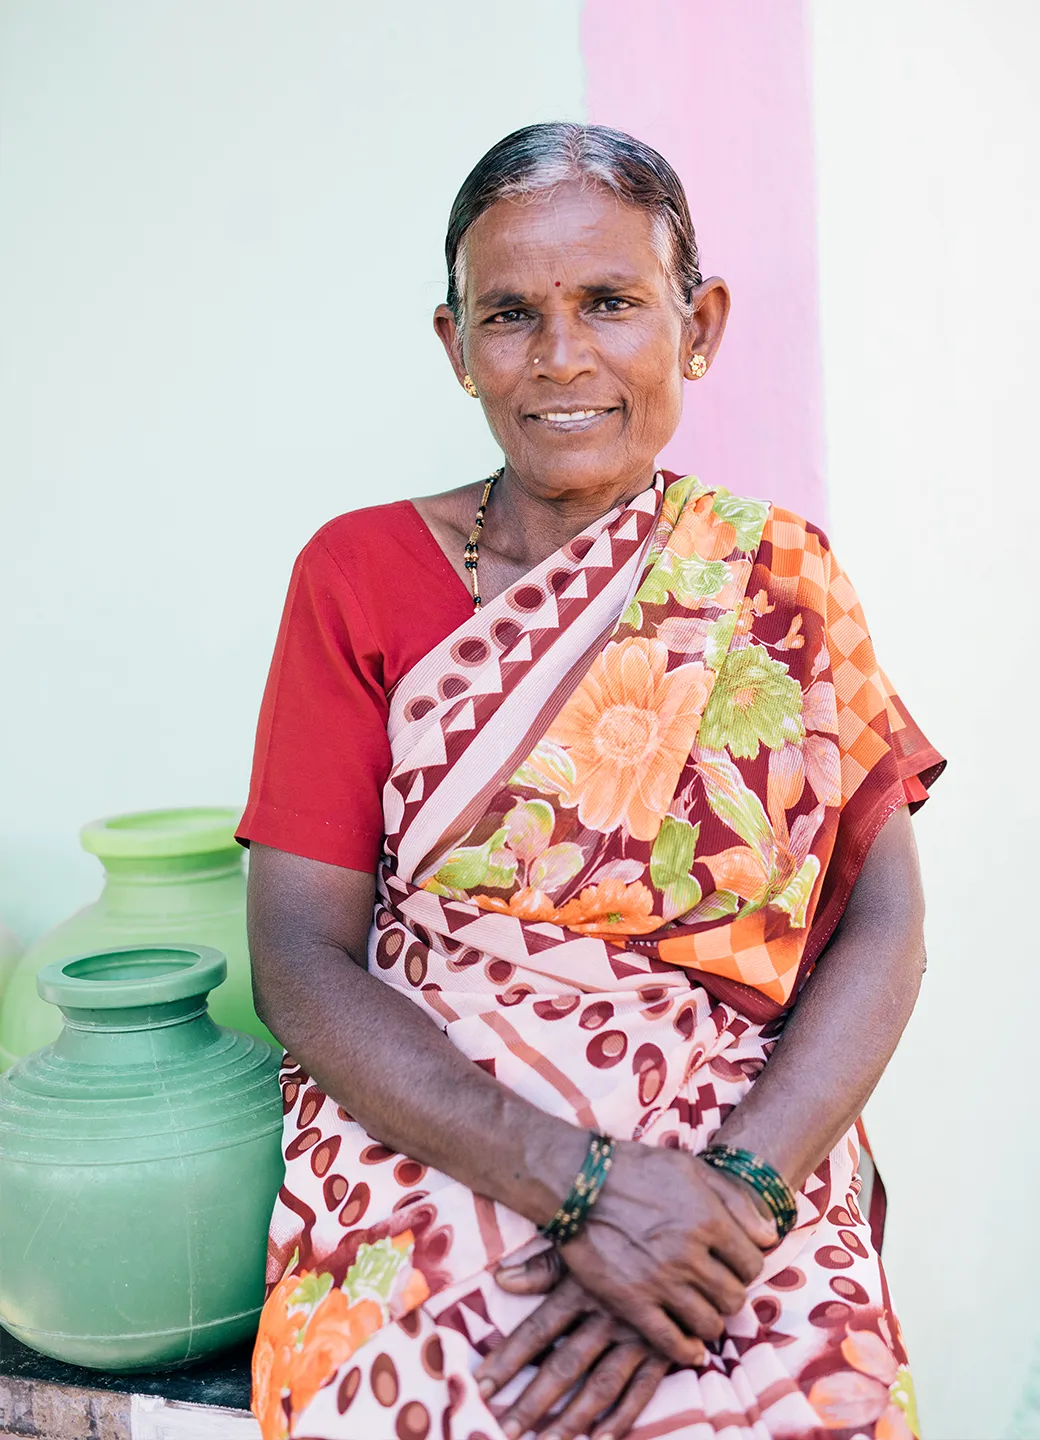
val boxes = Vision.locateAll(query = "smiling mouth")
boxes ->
[528,407,619,431]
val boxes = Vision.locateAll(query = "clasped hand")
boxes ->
[475,1144,777,1440]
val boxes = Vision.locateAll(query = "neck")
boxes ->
[484,462,657,570]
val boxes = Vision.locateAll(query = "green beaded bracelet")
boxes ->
[540,1132,616,1246]
[700,1145,798,1240]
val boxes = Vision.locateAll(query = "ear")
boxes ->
[433,304,469,389]
[683,276,731,377]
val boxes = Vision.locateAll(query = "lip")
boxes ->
[526,406,620,433]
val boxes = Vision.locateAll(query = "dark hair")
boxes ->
[444,122,703,331]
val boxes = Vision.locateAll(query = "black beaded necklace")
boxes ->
[464,467,503,610]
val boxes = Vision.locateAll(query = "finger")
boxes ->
[623,1304,705,1368]
[663,1281,727,1344]
[497,1313,615,1439]
[700,1199,773,1279]
[686,1250,748,1317]
[591,1351,672,1440]
[540,1338,647,1440]
[494,1246,565,1295]
[474,1278,586,1398]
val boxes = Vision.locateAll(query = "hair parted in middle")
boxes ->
[444,122,703,338]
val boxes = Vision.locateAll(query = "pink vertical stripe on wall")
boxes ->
[581,0,825,522]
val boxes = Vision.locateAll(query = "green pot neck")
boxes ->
[52,998,222,1064]
[95,849,244,915]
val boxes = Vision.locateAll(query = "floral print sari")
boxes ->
[252,474,943,1440]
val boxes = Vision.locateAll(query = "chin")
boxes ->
[528,443,651,490]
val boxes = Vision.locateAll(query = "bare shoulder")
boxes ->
[411,481,486,549]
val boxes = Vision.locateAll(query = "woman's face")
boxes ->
[435,180,729,498]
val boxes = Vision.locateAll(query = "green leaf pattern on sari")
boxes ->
[698,644,806,759]
[650,817,703,922]
[709,489,771,552]
[344,1237,410,1307]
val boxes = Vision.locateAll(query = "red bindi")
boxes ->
[554,280,561,287]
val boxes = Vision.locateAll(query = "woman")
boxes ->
[239,123,943,1440]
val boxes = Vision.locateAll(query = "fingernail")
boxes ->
[501,1422,523,1439]
[477,1376,496,1398]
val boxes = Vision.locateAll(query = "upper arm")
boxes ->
[839,806,925,949]
[247,844,376,1010]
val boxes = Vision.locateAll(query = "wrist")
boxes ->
[700,1144,798,1240]
[711,1115,808,1195]
[696,1156,773,1220]
[503,1114,591,1228]
[538,1132,615,1245]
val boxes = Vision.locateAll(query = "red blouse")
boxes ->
[237,502,472,872]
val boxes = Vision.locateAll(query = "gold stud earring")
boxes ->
[687,354,707,380]
[463,374,479,398]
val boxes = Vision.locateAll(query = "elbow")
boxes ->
[249,952,281,1036]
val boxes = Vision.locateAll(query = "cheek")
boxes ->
[623,342,684,422]
[467,333,528,390]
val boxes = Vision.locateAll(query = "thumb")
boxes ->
[704,1169,779,1250]
[494,1246,564,1294]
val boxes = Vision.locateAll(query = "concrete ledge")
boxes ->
[0,1329,257,1439]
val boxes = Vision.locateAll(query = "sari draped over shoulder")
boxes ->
[252,475,941,1440]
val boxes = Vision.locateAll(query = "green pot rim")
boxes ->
[80,807,242,860]
[36,945,227,1010]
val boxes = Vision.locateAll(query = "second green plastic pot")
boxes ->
[0,807,276,1068]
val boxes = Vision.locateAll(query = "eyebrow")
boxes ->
[474,274,651,311]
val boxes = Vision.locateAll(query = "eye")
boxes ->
[592,297,633,314]
[488,309,529,324]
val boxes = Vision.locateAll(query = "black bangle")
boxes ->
[700,1145,798,1240]
[539,1132,616,1246]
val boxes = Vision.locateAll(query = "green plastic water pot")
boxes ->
[0,944,283,1371]
[0,807,275,1069]
[0,921,22,1004]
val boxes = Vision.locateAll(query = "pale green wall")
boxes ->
[810,4,1040,1437]
[0,1,585,941]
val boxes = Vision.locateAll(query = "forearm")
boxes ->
[713,808,926,1191]
[254,939,587,1227]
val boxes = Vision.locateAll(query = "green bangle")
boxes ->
[700,1145,798,1240]
[540,1132,616,1246]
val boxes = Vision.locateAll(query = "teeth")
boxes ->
[539,409,606,422]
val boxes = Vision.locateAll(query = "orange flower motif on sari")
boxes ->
[668,491,738,562]
[252,1234,429,1438]
[476,879,662,937]
[252,1271,306,1440]
[807,1325,920,1437]
[475,888,560,922]
[288,1289,381,1416]
[553,878,661,935]
[546,637,712,842]
[703,844,771,902]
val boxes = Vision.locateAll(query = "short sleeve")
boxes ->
[236,535,390,871]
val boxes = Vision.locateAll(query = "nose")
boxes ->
[531,312,595,385]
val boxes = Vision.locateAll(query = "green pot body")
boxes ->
[0,945,283,1371]
[0,808,276,1069]
[0,922,22,1006]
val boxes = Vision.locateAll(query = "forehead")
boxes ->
[463,181,666,292]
